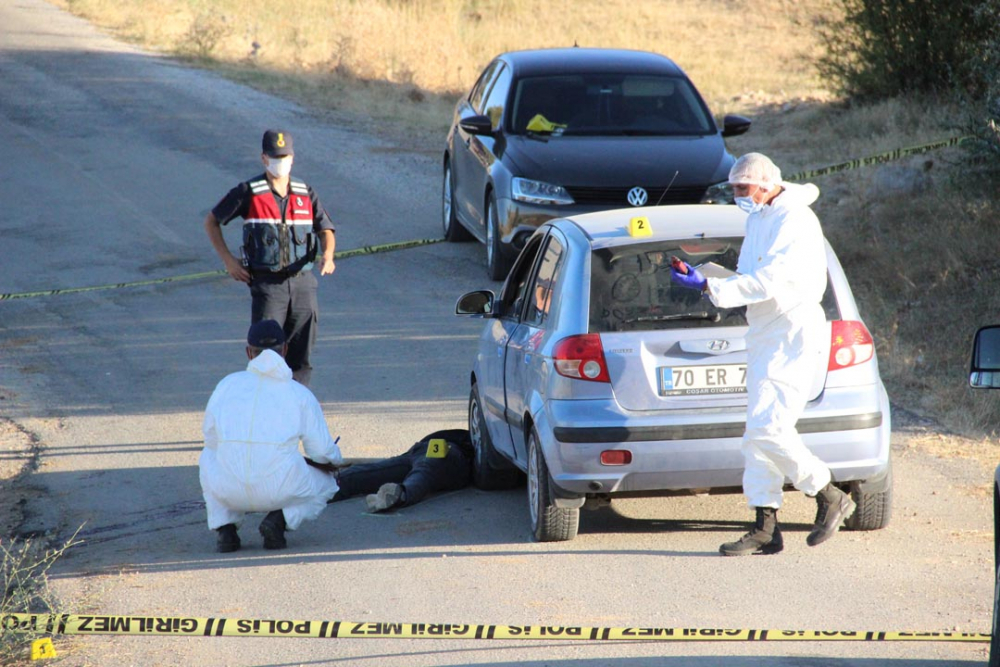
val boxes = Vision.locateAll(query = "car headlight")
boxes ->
[700,181,734,205]
[512,177,575,205]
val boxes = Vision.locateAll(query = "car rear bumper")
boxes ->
[534,383,892,496]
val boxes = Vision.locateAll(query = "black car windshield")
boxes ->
[589,238,746,332]
[509,74,714,137]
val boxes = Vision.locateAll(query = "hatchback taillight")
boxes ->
[552,333,610,383]
[829,320,874,371]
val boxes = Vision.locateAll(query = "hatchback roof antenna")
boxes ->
[573,40,579,47]
[655,171,680,207]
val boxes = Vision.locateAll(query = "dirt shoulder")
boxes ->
[0,415,41,538]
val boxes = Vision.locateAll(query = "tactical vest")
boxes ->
[242,178,317,272]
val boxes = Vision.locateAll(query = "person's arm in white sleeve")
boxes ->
[202,388,221,449]
[299,394,343,465]
[706,212,816,309]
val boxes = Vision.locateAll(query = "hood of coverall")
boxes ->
[771,182,820,210]
[247,349,293,381]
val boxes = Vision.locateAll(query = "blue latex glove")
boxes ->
[669,259,707,291]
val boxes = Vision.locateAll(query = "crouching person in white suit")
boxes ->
[200,319,343,552]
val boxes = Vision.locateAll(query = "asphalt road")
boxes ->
[0,1,993,665]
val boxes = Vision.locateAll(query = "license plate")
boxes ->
[658,364,746,396]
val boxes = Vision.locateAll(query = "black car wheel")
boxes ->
[486,192,513,281]
[443,161,471,242]
[469,383,520,490]
[527,429,579,542]
[845,457,893,531]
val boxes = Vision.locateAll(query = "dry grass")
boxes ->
[55,0,835,129]
[49,0,1000,443]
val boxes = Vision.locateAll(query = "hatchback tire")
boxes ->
[443,161,472,242]
[469,384,520,491]
[486,192,513,281]
[528,430,579,542]
[845,458,893,531]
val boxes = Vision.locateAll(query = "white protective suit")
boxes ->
[705,182,831,508]
[199,349,342,530]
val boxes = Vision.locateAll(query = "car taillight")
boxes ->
[552,333,610,383]
[829,320,874,371]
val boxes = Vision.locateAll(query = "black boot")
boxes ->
[259,510,287,550]
[216,524,240,553]
[720,507,783,556]
[807,483,856,547]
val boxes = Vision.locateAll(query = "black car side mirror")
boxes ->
[456,290,496,317]
[459,114,494,137]
[721,114,752,138]
[970,324,1000,389]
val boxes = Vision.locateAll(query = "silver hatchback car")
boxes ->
[456,205,892,541]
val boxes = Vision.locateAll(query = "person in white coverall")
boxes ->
[670,152,855,556]
[199,319,343,553]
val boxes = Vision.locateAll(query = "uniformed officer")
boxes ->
[204,129,336,386]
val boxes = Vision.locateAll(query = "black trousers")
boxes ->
[332,430,472,507]
[249,270,318,386]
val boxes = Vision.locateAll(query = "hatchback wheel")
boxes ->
[486,192,513,281]
[845,457,893,531]
[527,430,579,542]
[443,161,471,242]
[469,384,520,490]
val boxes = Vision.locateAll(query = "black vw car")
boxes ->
[442,47,751,279]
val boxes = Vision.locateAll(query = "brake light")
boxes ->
[829,320,874,371]
[552,333,610,383]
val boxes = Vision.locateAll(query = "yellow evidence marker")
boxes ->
[30,638,57,660]
[425,439,450,458]
[629,216,652,237]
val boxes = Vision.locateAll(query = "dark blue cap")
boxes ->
[247,319,285,348]
[262,129,294,157]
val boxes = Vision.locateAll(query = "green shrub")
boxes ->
[818,0,1000,100]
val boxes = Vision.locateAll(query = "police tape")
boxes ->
[0,613,990,643]
[783,134,972,182]
[0,237,446,302]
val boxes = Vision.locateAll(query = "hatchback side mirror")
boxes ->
[456,290,495,317]
[970,324,1000,388]
[721,114,752,138]
[459,114,494,137]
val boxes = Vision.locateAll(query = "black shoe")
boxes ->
[259,510,287,550]
[807,483,856,547]
[720,507,783,556]
[216,524,240,553]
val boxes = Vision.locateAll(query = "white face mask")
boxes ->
[734,196,765,215]
[265,156,293,178]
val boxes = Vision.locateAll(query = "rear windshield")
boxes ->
[588,238,840,332]
[508,74,714,137]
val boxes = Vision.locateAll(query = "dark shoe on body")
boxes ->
[216,524,240,553]
[720,507,783,556]
[807,483,856,547]
[259,510,287,550]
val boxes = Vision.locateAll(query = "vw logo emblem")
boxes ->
[708,340,730,352]
[627,186,648,207]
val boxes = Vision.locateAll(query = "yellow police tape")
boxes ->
[1,613,989,643]
[0,237,446,302]
[783,134,971,182]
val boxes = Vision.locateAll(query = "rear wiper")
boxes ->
[626,311,721,324]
